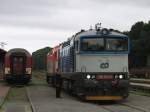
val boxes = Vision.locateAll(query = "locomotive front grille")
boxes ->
[96,75,113,80]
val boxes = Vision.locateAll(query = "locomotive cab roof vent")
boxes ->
[95,23,101,31]
[95,23,110,35]
[101,28,110,35]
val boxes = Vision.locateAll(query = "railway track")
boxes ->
[0,75,150,112]
[130,78,150,96]
[93,100,149,112]
[130,78,150,84]
[100,103,147,112]
[119,103,147,112]
[0,85,10,109]
[0,85,35,112]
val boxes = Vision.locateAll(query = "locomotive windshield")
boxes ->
[81,37,128,52]
[106,38,128,51]
[81,38,104,51]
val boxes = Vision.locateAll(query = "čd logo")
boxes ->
[100,62,109,69]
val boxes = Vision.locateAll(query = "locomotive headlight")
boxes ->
[5,68,10,74]
[86,74,91,79]
[119,75,123,79]
[26,68,31,74]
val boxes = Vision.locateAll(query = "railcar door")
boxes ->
[11,56,25,75]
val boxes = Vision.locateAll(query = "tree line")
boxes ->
[123,21,150,68]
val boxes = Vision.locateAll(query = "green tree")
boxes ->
[130,21,144,40]
[129,21,150,68]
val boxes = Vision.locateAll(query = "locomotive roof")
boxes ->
[0,48,6,56]
[74,29,128,40]
[55,27,129,48]
[6,48,31,56]
[0,48,6,53]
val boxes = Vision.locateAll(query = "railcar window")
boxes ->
[81,38,104,51]
[106,38,128,51]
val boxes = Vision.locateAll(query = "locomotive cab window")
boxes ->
[106,38,128,51]
[81,38,104,51]
[75,41,79,51]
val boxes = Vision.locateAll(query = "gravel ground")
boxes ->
[121,94,150,112]
[1,72,150,112]
[27,72,150,112]
[28,72,111,112]
[27,85,110,112]
[0,87,32,112]
[0,83,10,109]
[28,84,150,112]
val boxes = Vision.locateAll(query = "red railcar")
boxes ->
[46,46,60,85]
[4,48,32,84]
[0,49,6,80]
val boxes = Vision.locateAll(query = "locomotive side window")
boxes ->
[81,38,104,51]
[106,38,128,51]
[75,41,79,51]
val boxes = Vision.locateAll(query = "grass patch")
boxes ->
[32,70,46,80]
[0,80,5,83]
[5,87,28,102]
[31,71,47,85]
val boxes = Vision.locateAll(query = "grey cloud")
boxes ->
[0,0,86,30]
[0,0,149,31]
[0,15,80,31]
[0,0,149,52]
[92,0,150,7]
[0,0,68,16]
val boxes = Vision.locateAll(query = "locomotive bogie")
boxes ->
[59,72,129,100]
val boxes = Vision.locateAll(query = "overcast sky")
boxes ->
[0,0,149,53]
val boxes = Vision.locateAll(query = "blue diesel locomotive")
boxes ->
[47,23,130,100]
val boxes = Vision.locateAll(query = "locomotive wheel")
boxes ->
[47,76,55,87]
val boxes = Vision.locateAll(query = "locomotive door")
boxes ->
[11,56,25,75]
